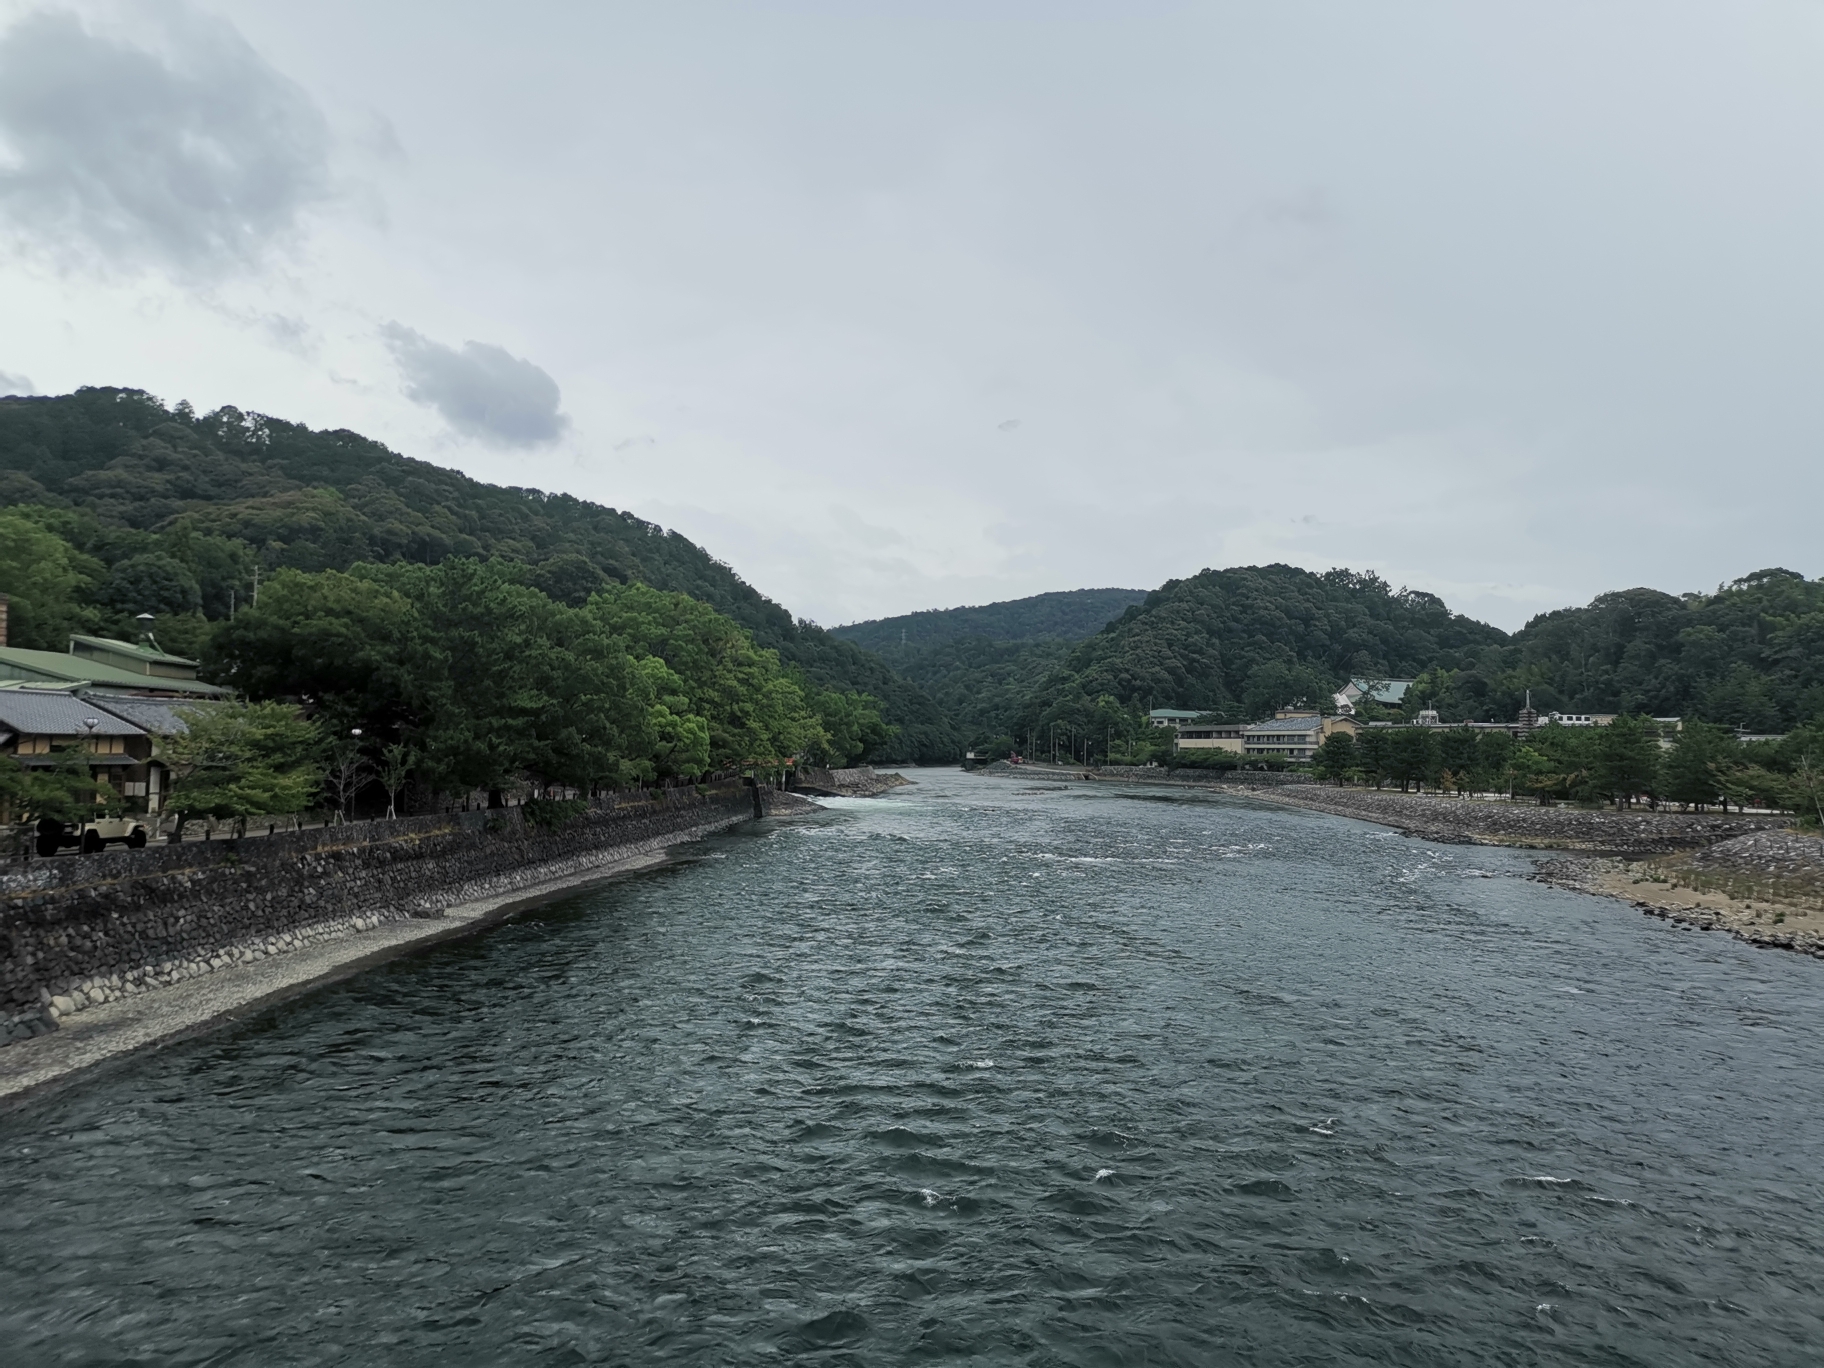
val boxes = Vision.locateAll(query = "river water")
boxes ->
[4,771,1823,1365]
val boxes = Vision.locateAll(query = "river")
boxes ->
[3,771,1822,1364]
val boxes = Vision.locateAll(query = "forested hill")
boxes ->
[1015,564,1509,733]
[1012,563,1824,741]
[832,587,1146,653]
[1418,570,1824,731]
[831,588,1147,743]
[0,387,957,761]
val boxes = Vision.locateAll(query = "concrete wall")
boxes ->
[1,784,762,1042]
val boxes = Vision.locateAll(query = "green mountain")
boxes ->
[0,388,959,762]
[1013,564,1510,734]
[832,588,1147,741]
[1417,569,1824,731]
[1011,563,1824,741]
[832,587,1147,652]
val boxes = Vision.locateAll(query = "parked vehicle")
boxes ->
[34,815,151,857]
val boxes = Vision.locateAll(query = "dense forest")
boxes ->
[997,564,1824,757]
[1407,571,1824,732]
[831,589,1145,740]
[0,388,957,761]
[4,389,1819,779]
[1005,565,1505,743]
[833,588,1145,653]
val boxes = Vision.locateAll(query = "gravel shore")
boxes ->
[1246,784,1788,856]
[1244,785,1824,962]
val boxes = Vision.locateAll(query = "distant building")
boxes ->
[0,688,161,815]
[1175,722,1245,753]
[1546,712,1617,728]
[0,634,228,699]
[1147,708,1205,730]
[1238,710,1361,761]
[1333,679,1414,715]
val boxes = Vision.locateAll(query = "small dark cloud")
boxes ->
[0,370,34,396]
[998,418,1021,431]
[0,6,329,277]
[381,323,570,447]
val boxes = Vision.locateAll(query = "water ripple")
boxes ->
[3,771,1823,1364]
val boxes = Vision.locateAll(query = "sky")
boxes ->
[1,1,1820,633]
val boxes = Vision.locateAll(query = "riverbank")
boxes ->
[792,765,914,798]
[1246,783,1788,856]
[0,848,673,1106]
[966,766,1822,959]
[1533,830,1824,961]
[1239,787,1824,956]
[0,788,824,1102]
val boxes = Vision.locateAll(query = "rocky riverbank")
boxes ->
[1246,784,1788,856]
[1535,830,1824,961]
[793,766,914,798]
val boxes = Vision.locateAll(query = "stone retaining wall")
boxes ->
[1,784,763,1042]
[974,763,1312,787]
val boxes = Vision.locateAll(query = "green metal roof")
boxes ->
[1347,678,1413,704]
[0,646,229,696]
[68,634,199,668]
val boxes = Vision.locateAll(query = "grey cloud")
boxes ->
[381,324,569,448]
[0,370,34,396]
[0,6,329,277]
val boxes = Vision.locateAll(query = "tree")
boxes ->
[585,581,827,770]
[98,552,201,618]
[3,745,116,852]
[0,509,104,648]
[323,733,369,823]
[1312,731,1357,784]
[1355,729,1392,788]
[1476,729,1514,793]
[163,703,324,833]
[1791,752,1824,828]
[1660,722,1737,811]
[1437,728,1481,794]
[1387,727,1439,792]
[377,742,414,820]
[1591,715,1660,808]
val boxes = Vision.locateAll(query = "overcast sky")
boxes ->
[1,1,1820,631]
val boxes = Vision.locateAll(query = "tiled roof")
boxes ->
[87,693,220,735]
[1147,708,1204,719]
[0,689,146,737]
[1245,715,1324,734]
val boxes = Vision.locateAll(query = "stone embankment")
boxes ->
[1,783,790,1044]
[973,761,1313,787]
[793,765,913,798]
[1248,785,1788,857]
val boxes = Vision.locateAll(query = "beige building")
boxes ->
[1175,721,1246,753]
[1175,710,1360,760]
